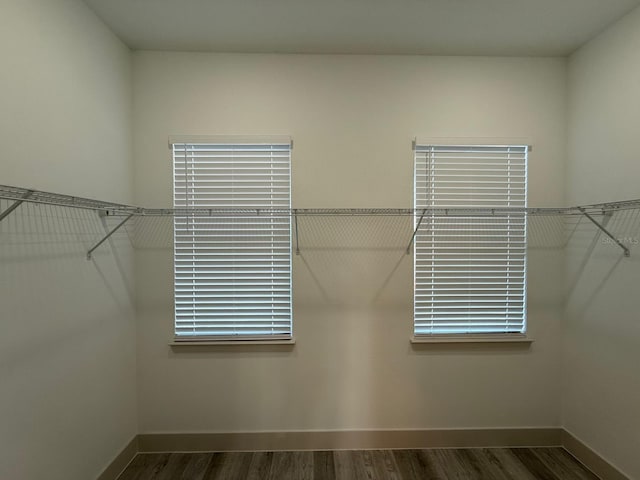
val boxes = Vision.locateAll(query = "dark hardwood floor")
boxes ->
[117,447,599,480]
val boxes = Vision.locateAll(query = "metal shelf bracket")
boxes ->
[293,210,300,255]
[406,209,427,254]
[579,208,630,257]
[0,190,33,223]
[87,214,134,260]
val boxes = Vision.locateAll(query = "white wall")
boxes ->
[133,52,567,434]
[0,0,136,479]
[565,5,640,479]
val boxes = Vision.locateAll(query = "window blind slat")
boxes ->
[414,144,527,336]
[173,142,292,340]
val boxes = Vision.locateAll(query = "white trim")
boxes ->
[413,144,529,336]
[169,135,292,147]
[96,436,138,480]
[411,334,533,344]
[170,338,296,347]
[562,430,631,480]
[137,427,562,453]
[90,429,631,479]
[172,141,293,339]
[414,136,532,149]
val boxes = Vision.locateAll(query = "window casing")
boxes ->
[413,144,528,336]
[172,140,292,341]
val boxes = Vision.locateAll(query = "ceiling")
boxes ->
[83,0,640,56]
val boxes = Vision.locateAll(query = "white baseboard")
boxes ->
[562,430,630,480]
[96,436,138,480]
[137,427,561,452]
[97,428,631,480]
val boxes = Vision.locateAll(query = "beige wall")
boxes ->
[2,0,639,474]
[0,0,136,479]
[565,5,640,479]
[0,0,133,202]
[133,52,567,434]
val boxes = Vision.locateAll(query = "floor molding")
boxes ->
[137,428,562,453]
[97,436,138,480]
[97,428,631,480]
[562,430,630,480]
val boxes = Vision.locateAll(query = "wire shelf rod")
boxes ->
[2,184,640,218]
[0,184,138,215]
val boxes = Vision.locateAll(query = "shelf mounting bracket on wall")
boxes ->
[87,213,134,260]
[0,190,33,223]
[578,207,630,257]
[406,209,427,254]
[293,210,300,255]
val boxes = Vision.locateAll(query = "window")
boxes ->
[172,137,292,341]
[413,144,528,336]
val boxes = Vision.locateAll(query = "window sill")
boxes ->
[169,338,296,347]
[411,334,533,344]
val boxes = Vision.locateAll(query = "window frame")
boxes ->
[170,137,293,343]
[412,142,529,340]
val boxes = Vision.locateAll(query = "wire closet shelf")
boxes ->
[1,184,639,258]
[3,184,640,217]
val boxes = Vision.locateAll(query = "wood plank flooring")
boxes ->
[117,447,599,480]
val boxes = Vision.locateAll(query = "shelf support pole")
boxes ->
[0,190,33,223]
[87,214,134,260]
[406,209,427,255]
[579,208,630,257]
[293,210,300,255]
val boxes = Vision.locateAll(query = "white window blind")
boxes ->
[414,144,528,336]
[172,141,292,340]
